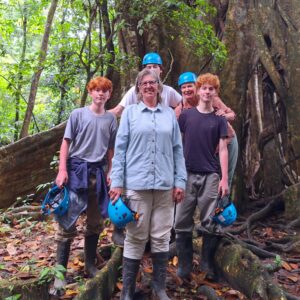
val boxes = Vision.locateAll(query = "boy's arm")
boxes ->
[109,105,124,117]
[109,86,135,117]
[106,148,114,185]
[218,137,229,197]
[55,138,71,188]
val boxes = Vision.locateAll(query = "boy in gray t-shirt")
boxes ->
[50,77,117,297]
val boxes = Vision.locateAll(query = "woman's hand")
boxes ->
[109,187,123,204]
[215,109,226,117]
[173,188,185,203]
[215,108,236,121]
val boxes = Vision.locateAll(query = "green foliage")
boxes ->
[0,0,226,143]
[16,194,35,206]
[123,0,227,67]
[274,255,282,267]
[264,255,282,272]
[5,295,21,300]
[38,264,66,285]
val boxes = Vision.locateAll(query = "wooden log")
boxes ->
[0,123,65,208]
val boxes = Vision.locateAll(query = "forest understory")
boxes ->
[0,197,300,300]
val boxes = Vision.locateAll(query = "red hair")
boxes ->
[87,76,113,93]
[196,73,220,94]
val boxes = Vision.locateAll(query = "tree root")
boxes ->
[287,217,300,229]
[229,198,283,238]
[265,239,300,254]
[1,205,43,222]
[284,292,300,300]
[224,233,300,263]
[212,237,287,300]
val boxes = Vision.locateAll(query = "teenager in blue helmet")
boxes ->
[49,77,117,297]
[110,52,182,117]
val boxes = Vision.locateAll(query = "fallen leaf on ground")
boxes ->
[6,243,17,255]
[282,261,293,271]
[172,256,178,266]
[287,275,298,283]
[290,263,299,270]
[116,282,123,291]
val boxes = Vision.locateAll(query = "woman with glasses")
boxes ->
[109,68,187,300]
[109,52,182,247]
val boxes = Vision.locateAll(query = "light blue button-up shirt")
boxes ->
[111,102,187,190]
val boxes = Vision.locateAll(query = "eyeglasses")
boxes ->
[139,80,158,87]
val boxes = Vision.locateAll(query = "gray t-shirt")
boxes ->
[64,107,117,163]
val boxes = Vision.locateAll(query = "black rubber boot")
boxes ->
[200,233,219,281]
[175,232,193,279]
[120,257,140,300]
[151,252,171,300]
[112,225,125,247]
[84,234,99,278]
[49,240,71,297]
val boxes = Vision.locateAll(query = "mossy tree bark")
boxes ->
[0,123,65,208]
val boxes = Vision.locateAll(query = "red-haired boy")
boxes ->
[50,77,117,296]
[175,73,228,281]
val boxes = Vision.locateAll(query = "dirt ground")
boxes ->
[0,209,299,299]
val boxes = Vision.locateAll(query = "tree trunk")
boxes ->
[14,4,28,141]
[0,123,65,208]
[19,0,59,139]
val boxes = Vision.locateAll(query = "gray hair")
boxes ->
[135,69,163,103]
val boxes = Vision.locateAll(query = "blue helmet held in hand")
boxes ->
[178,72,197,87]
[42,185,69,217]
[142,52,163,66]
[212,195,237,227]
[108,197,139,228]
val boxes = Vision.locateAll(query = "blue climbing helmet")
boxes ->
[142,52,163,66]
[178,72,197,87]
[212,195,237,226]
[41,185,69,217]
[108,197,139,228]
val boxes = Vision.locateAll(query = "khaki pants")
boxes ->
[175,173,219,234]
[55,175,103,242]
[124,189,174,260]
